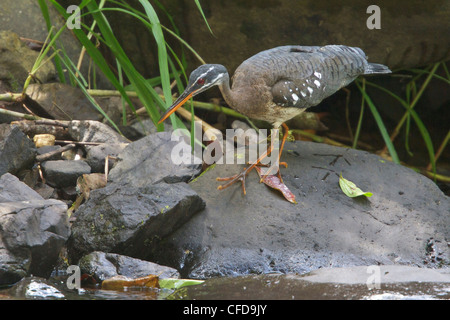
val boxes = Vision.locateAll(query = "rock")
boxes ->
[5,276,65,300]
[33,182,56,200]
[37,145,62,161]
[0,124,36,176]
[41,160,91,188]
[0,31,55,88]
[67,181,205,263]
[298,265,450,285]
[108,132,202,187]
[25,84,103,121]
[86,143,127,173]
[78,251,180,282]
[148,141,450,278]
[68,120,129,145]
[175,266,450,300]
[0,173,69,285]
[0,172,42,202]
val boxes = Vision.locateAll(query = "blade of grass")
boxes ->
[48,0,138,121]
[139,1,173,117]
[408,108,436,176]
[355,80,400,164]
[194,0,215,36]
[37,0,65,83]
[352,79,365,149]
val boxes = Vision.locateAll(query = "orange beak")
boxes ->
[158,89,198,124]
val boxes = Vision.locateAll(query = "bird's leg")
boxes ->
[259,123,289,181]
[216,140,275,195]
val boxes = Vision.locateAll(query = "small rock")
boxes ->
[5,276,65,300]
[0,172,42,202]
[68,120,129,145]
[33,182,56,199]
[78,251,180,282]
[0,124,36,176]
[41,160,91,188]
[0,173,69,285]
[37,145,62,161]
[33,134,55,148]
[86,143,127,173]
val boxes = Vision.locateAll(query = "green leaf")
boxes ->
[339,174,373,198]
[158,278,204,290]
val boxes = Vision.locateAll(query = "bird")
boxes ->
[158,45,391,197]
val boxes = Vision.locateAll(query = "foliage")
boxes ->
[354,62,449,178]
[37,0,210,133]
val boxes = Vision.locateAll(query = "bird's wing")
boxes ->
[271,45,367,108]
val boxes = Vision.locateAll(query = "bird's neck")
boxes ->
[217,73,239,110]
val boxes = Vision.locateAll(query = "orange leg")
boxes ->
[262,123,289,181]
[217,123,289,194]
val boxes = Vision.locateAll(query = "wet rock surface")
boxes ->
[0,124,36,176]
[78,251,180,282]
[149,141,450,278]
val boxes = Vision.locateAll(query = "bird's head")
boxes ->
[158,64,228,123]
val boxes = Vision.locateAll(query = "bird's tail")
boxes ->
[365,63,391,75]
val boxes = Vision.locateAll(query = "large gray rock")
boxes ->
[0,124,36,176]
[108,132,202,187]
[67,181,205,262]
[149,141,450,278]
[0,173,69,285]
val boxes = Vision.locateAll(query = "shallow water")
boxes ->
[1,273,449,300]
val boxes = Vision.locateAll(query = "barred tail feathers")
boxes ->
[365,63,391,75]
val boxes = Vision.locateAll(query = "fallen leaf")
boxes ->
[255,166,297,204]
[158,278,204,290]
[101,274,159,290]
[339,173,373,198]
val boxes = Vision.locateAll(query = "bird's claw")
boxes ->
[217,169,248,195]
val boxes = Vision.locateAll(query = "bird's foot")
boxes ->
[216,166,252,195]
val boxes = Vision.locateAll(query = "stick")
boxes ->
[36,143,76,162]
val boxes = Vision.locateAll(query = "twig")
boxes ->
[426,130,450,171]
[36,143,76,162]
[0,93,25,102]
[54,140,105,146]
[0,107,45,120]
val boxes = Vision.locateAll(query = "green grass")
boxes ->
[37,0,210,135]
[354,61,450,179]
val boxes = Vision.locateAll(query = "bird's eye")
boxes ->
[197,78,205,85]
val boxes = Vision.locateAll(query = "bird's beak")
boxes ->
[158,87,199,124]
